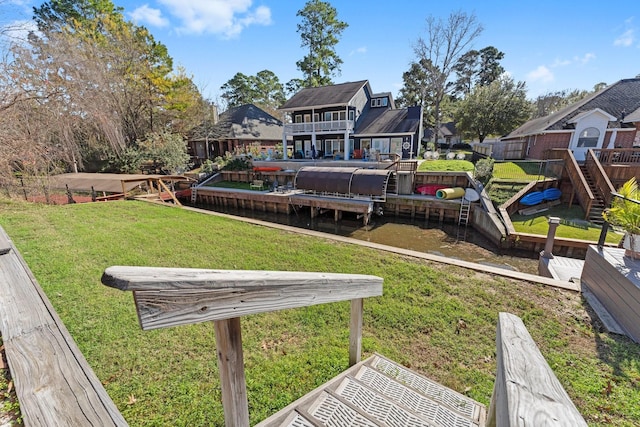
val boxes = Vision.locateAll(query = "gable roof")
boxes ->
[279,80,370,111]
[189,104,282,141]
[623,106,640,123]
[506,78,640,138]
[354,108,420,136]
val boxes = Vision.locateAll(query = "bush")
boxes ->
[474,158,495,185]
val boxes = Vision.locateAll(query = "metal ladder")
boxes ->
[190,186,197,204]
[457,197,471,241]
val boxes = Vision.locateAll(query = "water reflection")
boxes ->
[194,203,539,274]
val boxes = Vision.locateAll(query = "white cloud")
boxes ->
[576,52,596,64]
[158,0,272,37]
[527,65,554,83]
[551,58,571,68]
[614,29,635,47]
[129,5,169,28]
[349,46,367,56]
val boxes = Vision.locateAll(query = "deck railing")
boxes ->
[592,147,640,164]
[284,120,355,135]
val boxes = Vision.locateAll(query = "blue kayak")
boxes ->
[543,188,562,201]
[520,191,544,206]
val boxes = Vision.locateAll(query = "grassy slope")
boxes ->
[0,199,638,426]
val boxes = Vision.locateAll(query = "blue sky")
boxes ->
[4,0,640,104]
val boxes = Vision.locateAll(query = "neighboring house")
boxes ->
[422,122,463,148]
[278,80,422,160]
[501,78,640,161]
[187,104,283,164]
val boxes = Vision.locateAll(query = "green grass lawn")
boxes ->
[0,199,638,426]
[418,159,474,172]
[511,205,622,244]
[493,161,545,181]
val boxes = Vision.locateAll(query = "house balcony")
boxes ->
[284,120,354,135]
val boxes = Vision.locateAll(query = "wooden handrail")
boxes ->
[102,266,383,427]
[487,313,587,426]
[0,227,128,426]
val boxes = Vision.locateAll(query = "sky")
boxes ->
[3,0,640,105]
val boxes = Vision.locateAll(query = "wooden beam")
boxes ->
[214,317,249,427]
[102,267,383,330]
[157,179,182,206]
[487,312,587,427]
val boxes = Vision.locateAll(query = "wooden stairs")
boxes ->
[579,164,606,225]
[256,353,486,427]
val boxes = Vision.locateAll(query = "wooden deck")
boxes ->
[580,245,640,343]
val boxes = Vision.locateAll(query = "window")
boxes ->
[349,110,355,121]
[304,114,311,123]
[324,112,332,121]
[339,111,346,120]
[577,127,600,147]
[313,113,319,123]
[332,112,340,121]
[381,98,388,107]
[295,115,302,123]
[371,99,381,107]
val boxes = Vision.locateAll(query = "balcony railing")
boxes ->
[284,120,354,135]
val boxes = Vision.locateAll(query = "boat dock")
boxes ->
[192,186,465,226]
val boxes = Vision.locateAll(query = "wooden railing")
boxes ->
[101,266,383,427]
[585,149,615,207]
[547,149,594,219]
[487,313,587,426]
[592,147,640,164]
[0,227,128,426]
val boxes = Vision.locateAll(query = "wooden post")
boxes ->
[214,317,249,427]
[349,298,363,366]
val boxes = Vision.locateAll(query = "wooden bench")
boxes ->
[250,179,264,190]
[0,227,127,426]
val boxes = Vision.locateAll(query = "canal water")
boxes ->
[193,203,541,275]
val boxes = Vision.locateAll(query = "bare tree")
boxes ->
[414,11,483,147]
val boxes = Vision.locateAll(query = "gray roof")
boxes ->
[623,106,640,123]
[279,80,370,110]
[189,104,282,141]
[355,108,420,136]
[506,78,640,138]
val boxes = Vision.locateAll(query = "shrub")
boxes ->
[474,158,495,185]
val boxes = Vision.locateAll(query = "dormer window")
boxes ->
[371,97,388,107]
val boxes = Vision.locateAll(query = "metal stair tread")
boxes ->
[258,354,486,427]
